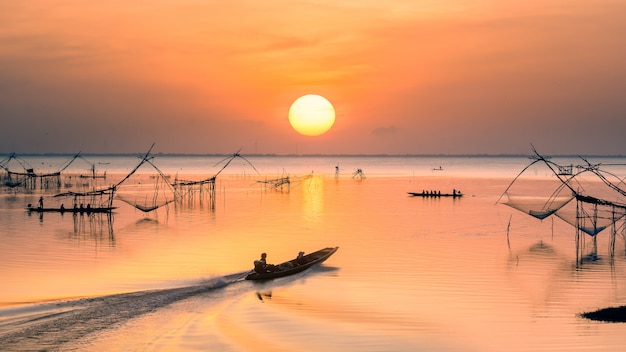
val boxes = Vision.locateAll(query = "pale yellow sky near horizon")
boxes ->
[1,0,625,155]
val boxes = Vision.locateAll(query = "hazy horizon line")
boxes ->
[2,152,626,158]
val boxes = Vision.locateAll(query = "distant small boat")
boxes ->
[245,247,339,281]
[408,191,462,198]
[79,174,106,179]
[432,166,444,171]
[26,206,117,213]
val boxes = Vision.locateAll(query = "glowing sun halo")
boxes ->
[288,94,335,136]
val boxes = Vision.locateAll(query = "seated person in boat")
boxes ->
[277,252,305,270]
[296,251,306,265]
[254,252,277,273]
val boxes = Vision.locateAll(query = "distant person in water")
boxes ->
[38,197,43,209]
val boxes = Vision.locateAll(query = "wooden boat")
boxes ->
[26,206,117,213]
[245,246,339,281]
[408,191,463,198]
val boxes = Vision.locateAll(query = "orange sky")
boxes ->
[1,1,625,155]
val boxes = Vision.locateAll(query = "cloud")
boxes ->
[371,125,397,137]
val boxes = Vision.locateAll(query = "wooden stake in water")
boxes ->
[506,214,512,251]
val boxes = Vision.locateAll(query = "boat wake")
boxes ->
[0,272,248,351]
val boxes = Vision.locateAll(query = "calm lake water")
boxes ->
[1,155,626,351]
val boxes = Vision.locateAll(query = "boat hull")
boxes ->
[407,192,462,198]
[26,206,117,214]
[245,247,338,281]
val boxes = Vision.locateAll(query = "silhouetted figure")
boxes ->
[254,253,277,273]
[352,168,365,179]
[296,251,306,265]
[38,197,43,209]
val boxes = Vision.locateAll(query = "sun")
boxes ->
[288,94,335,136]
